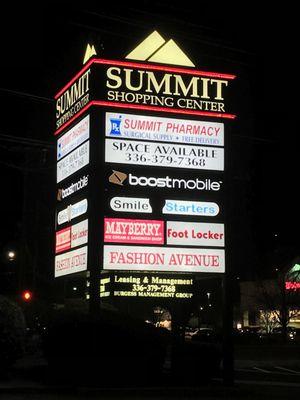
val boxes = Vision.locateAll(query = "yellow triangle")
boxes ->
[126,31,165,61]
[148,39,195,67]
[83,44,97,64]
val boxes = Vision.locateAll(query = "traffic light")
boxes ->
[21,290,33,302]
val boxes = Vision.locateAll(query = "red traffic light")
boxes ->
[21,290,33,302]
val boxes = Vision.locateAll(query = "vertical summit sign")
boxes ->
[54,31,236,298]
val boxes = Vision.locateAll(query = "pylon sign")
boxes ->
[53,31,236,301]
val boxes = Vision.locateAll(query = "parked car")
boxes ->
[271,326,297,341]
[190,328,219,343]
[233,326,262,343]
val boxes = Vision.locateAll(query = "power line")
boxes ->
[0,133,54,149]
[0,88,53,104]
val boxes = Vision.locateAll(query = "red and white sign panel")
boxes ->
[167,221,224,247]
[104,218,164,244]
[105,139,224,171]
[103,245,225,273]
[71,219,88,248]
[105,112,224,146]
[57,115,89,160]
[55,227,71,253]
[55,219,88,254]
[55,246,88,277]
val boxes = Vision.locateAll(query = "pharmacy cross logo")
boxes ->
[109,115,122,135]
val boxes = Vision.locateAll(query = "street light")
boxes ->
[7,251,16,261]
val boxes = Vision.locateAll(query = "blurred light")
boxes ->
[8,251,16,260]
[237,323,242,329]
[73,287,77,291]
[22,290,32,302]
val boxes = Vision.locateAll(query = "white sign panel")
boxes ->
[71,219,88,248]
[57,141,89,183]
[103,245,225,273]
[105,139,224,171]
[110,197,152,213]
[163,199,219,217]
[167,221,224,246]
[105,113,224,146]
[57,199,88,225]
[57,115,90,160]
[55,246,88,277]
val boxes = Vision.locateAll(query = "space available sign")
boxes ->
[104,218,164,244]
[167,221,224,246]
[57,141,89,183]
[57,115,90,160]
[57,199,88,225]
[110,197,152,213]
[105,112,224,146]
[163,199,219,216]
[103,245,225,273]
[55,245,88,277]
[55,219,88,253]
[105,139,224,171]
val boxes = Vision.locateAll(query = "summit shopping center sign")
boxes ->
[54,31,236,135]
[54,31,236,297]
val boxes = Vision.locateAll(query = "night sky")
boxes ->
[0,3,298,284]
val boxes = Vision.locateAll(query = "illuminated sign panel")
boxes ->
[103,245,225,273]
[166,221,224,246]
[100,272,194,299]
[54,33,233,283]
[54,59,236,136]
[57,115,90,160]
[104,218,164,244]
[110,197,152,213]
[55,219,88,253]
[105,112,224,146]
[57,141,89,183]
[55,226,71,253]
[105,139,224,171]
[285,282,300,290]
[71,219,88,248]
[57,175,89,201]
[57,199,88,225]
[162,199,219,216]
[56,69,91,130]
[108,170,222,191]
[55,246,88,277]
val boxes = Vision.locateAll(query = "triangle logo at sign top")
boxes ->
[83,43,97,64]
[148,39,195,67]
[125,31,165,61]
[125,31,195,67]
